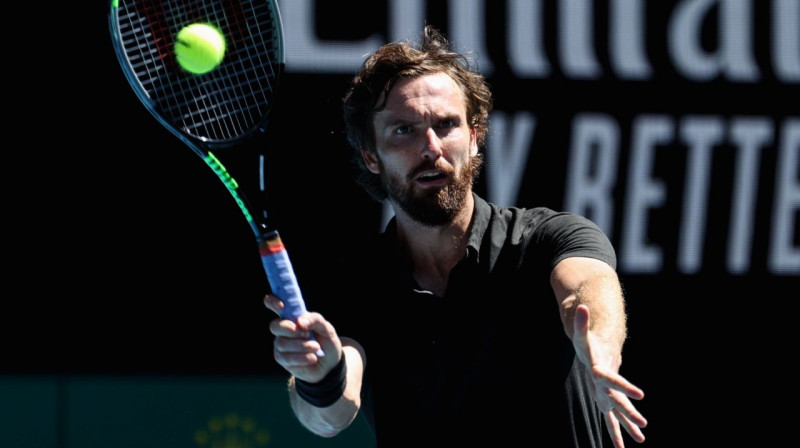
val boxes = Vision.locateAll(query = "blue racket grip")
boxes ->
[260,231,325,357]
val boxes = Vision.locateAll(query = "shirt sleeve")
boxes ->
[529,211,617,271]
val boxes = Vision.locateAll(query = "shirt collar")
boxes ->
[465,193,491,262]
[380,192,491,263]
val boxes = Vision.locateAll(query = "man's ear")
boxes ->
[470,128,479,157]
[361,149,380,174]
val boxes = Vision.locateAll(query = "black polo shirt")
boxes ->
[307,193,615,447]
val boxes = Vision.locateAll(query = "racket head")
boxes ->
[109,0,285,150]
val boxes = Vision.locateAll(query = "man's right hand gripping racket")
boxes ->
[108,0,322,355]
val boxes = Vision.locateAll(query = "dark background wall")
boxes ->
[5,1,797,447]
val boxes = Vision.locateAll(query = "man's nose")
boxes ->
[421,128,443,160]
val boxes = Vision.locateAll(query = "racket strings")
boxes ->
[116,0,283,144]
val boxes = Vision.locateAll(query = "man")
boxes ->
[265,25,647,447]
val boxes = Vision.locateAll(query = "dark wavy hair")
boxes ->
[342,25,494,202]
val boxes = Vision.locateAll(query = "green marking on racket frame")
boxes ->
[204,152,254,224]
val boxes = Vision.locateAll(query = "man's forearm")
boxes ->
[552,256,628,351]
[573,272,627,351]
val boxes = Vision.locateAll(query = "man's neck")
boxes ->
[393,193,475,296]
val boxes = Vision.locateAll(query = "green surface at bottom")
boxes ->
[0,375,374,448]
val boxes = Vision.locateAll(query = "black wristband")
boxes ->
[294,357,347,408]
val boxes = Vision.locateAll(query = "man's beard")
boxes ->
[382,155,483,226]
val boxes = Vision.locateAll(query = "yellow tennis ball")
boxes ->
[174,23,226,75]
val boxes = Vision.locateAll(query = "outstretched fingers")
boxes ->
[592,365,648,444]
[605,405,646,448]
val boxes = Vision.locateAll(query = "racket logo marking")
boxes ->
[204,152,254,224]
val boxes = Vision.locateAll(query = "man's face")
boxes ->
[364,72,479,226]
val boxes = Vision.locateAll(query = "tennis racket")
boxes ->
[109,0,322,355]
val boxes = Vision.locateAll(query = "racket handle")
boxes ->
[260,230,325,357]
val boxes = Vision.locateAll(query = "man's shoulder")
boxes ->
[476,195,606,247]
[477,194,562,225]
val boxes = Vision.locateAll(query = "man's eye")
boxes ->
[395,126,412,135]
[440,119,456,128]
